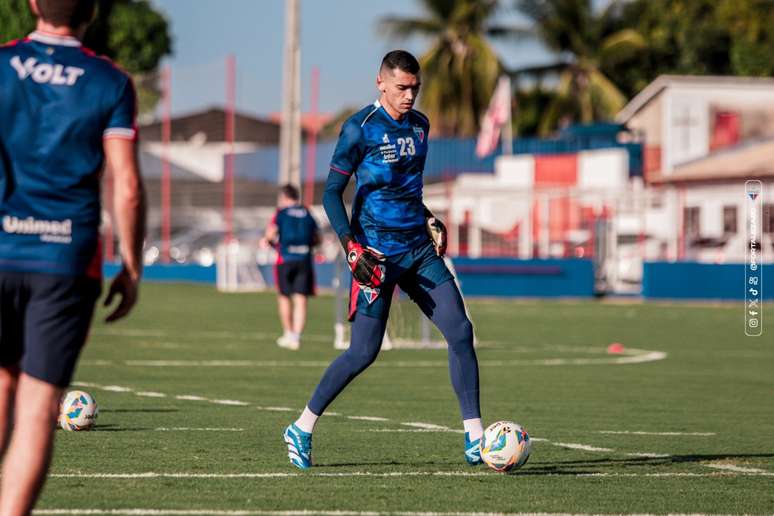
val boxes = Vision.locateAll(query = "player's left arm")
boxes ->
[104,137,146,322]
[103,77,146,323]
[423,205,447,257]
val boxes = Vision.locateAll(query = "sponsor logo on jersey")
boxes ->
[2,215,73,244]
[379,138,398,164]
[286,207,308,218]
[9,56,85,86]
[286,245,310,254]
[412,126,425,143]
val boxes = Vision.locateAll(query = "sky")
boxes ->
[149,0,555,119]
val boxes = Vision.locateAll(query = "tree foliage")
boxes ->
[381,0,522,137]
[604,0,774,99]
[512,0,645,135]
[0,0,171,115]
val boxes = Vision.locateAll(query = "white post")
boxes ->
[500,76,513,155]
[279,0,301,187]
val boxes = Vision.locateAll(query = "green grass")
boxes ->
[39,283,774,514]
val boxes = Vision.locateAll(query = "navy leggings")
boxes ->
[308,280,480,420]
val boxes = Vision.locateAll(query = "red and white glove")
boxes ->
[342,235,385,288]
[426,217,447,256]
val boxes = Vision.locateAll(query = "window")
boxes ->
[723,206,737,234]
[683,207,700,238]
[764,204,774,234]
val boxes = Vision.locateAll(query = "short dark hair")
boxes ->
[380,50,420,75]
[279,184,300,201]
[35,0,96,29]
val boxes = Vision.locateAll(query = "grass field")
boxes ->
[38,283,774,514]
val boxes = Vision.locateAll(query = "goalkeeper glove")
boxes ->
[341,234,386,288]
[426,216,447,256]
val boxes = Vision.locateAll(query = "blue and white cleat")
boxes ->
[283,423,313,469]
[464,432,483,466]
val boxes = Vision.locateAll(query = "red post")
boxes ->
[161,64,172,264]
[303,67,320,206]
[224,55,236,243]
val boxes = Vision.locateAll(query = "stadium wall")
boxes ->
[642,261,774,300]
[111,258,597,298]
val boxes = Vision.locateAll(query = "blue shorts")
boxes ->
[0,271,100,387]
[348,240,454,321]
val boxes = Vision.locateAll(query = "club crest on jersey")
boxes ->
[359,285,380,305]
[412,126,425,143]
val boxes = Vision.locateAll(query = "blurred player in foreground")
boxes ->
[0,0,145,512]
[263,184,319,350]
[283,50,483,468]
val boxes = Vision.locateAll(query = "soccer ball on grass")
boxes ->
[59,390,98,431]
[480,420,531,473]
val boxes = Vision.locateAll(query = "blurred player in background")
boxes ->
[283,50,483,469]
[0,0,146,512]
[263,184,319,350]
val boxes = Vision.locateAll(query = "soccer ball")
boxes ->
[59,390,98,431]
[480,421,531,473]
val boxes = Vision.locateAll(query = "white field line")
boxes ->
[703,463,774,474]
[153,428,245,432]
[74,381,764,478]
[550,442,614,453]
[33,510,573,516]
[108,350,666,368]
[597,430,716,436]
[210,400,250,406]
[401,422,455,431]
[45,470,774,480]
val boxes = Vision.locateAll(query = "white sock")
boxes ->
[288,332,300,342]
[463,418,484,441]
[294,406,319,434]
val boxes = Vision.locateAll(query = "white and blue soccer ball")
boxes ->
[59,390,98,431]
[480,420,531,473]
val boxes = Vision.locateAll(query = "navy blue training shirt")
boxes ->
[0,31,136,277]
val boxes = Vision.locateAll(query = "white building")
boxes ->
[617,75,774,263]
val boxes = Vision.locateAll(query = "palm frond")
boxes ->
[599,28,646,64]
[378,16,444,38]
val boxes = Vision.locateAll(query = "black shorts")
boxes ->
[275,260,315,296]
[0,271,100,387]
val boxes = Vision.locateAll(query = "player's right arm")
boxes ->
[324,119,384,288]
[262,212,279,247]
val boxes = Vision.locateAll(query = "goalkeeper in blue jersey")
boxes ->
[283,50,483,469]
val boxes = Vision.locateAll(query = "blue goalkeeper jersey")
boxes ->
[330,100,430,256]
[0,31,137,277]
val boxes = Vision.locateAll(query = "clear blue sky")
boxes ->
[150,0,554,118]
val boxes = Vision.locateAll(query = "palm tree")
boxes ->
[380,0,521,137]
[513,0,645,135]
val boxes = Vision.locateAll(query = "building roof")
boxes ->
[617,75,774,123]
[652,138,774,184]
[139,107,304,145]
